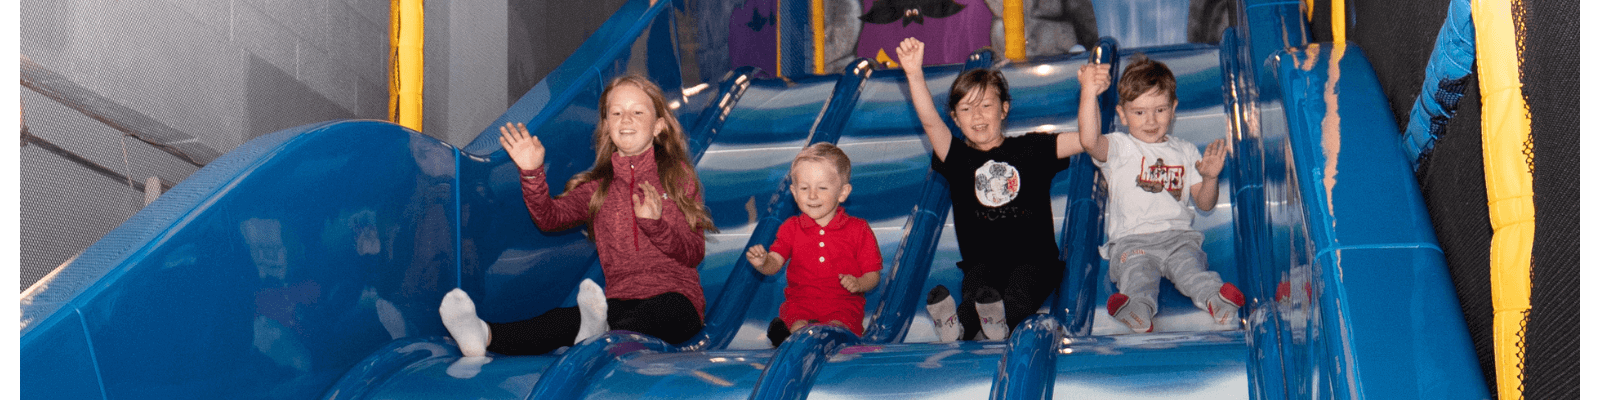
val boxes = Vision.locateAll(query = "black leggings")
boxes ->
[955,260,1064,340]
[485,292,703,356]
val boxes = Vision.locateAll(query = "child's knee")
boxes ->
[1110,250,1159,280]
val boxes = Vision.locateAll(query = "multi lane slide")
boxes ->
[20,0,1488,399]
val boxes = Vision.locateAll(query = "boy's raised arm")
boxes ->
[1192,138,1227,211]
[897,38,954,161]
[1076,63,1113,162]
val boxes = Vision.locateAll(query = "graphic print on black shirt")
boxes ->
[974,160,1019,207]
[933,133,1067,266]
[1136,156,1185,201]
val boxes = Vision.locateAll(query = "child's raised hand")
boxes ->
[1078,63,1112,96]
[895,38,925,73]
[745,244,769,268]
[1196,138,1229,179]
[632,183,664,220]
[499,122,545,171]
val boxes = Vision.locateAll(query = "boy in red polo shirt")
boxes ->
[746,143,884,346]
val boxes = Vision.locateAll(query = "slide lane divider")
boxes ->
[995,37,1115,400]
[523,332,678,400]
[1219,26,1290,400]
[689,66,763,163]
[746,325,860,400]
[1056,38,1117,336]
[989,314,1066,400]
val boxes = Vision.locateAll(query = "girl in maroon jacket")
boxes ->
[440,75,716,357]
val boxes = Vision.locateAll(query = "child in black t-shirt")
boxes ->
[897,38,1086,341]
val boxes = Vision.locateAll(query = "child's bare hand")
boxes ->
[1197,138,1228,179]
[1078,63,1112,96]
[499,122,545,171]
[746,244,769,268]
[839,274,863,293]
[895,38,925,73]
[632,183,664,220]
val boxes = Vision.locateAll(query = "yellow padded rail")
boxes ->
[1472,1,1533,399]
[389,0,424,131]
[1004,0,1025,61]
[813,0,825,74]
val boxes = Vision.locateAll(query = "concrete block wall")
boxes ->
[20,0,391,290]
[17,0,704,291]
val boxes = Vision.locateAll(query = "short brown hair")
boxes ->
[1117,54,1176,106]
[947,68,1011,113]
[791,142,852,184]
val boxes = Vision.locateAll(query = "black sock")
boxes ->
[767,318,791,347]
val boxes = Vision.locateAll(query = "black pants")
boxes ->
[955,260,1064,340]
[486,292,703,356]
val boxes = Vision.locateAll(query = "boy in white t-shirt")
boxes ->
[1075,55,1243,333]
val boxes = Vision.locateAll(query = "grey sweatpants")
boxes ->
[1105,230,1221,315]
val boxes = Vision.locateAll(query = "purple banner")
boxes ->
[856,0,994,67]
[730,0,780,78]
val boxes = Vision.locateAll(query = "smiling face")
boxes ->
[789,159,852,227]
[603,83,666,157]
[950,85,1010,150]
[1116,87,1177,144]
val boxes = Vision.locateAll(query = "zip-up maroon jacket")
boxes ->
[519,146,707,320]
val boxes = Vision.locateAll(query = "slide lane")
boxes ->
[533,44,1248,399]
[336,41,1249,399]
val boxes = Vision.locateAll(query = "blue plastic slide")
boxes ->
[20,0,1488,399]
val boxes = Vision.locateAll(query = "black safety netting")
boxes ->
[1518,0,1579,398]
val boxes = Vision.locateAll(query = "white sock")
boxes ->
[1208,293,1240,325]
[575,279,609,344]
[926,290,962,343]
[1115,300,1155,333]
[439,288,489,357]
[446,356,492,379]
[376,297,406,339]
[975,299,1008,341]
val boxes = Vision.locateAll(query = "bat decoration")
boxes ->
[746,7,775,32]
[859,0,966,26]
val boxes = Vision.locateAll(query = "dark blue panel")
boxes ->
[1273,44,1439,249]
[1250,40,1488,399]
[1312,248,1488,400]
[20,310,103,400]
[1240,0,1308,87]
[24,120,459,400]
